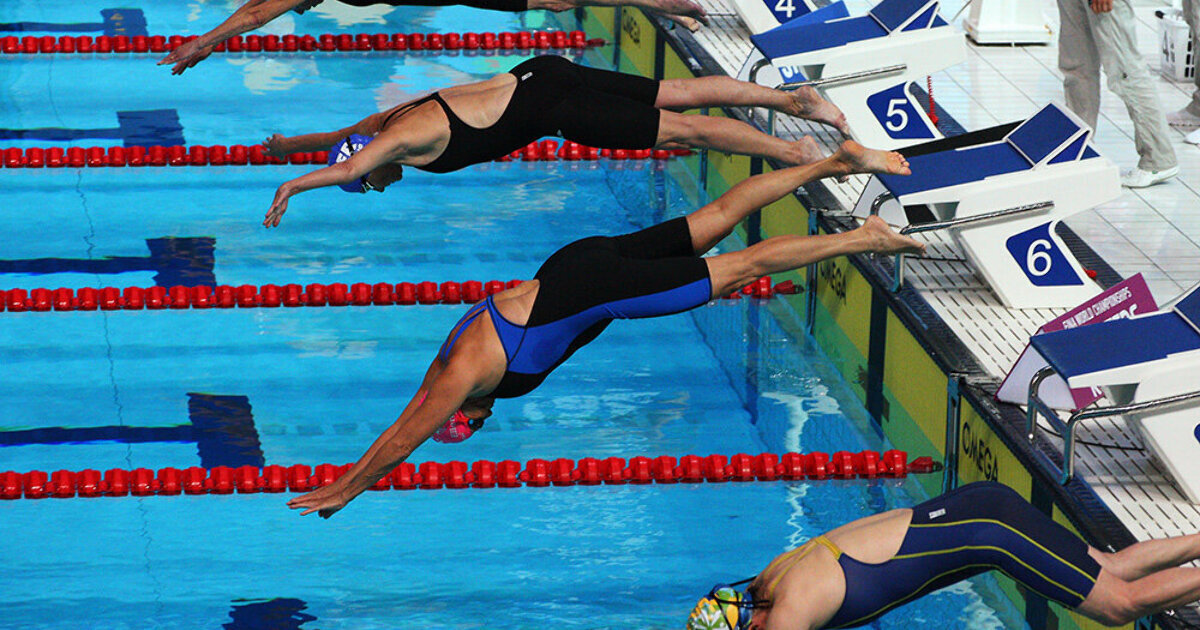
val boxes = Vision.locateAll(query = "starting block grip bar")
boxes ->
[777,63,907,90]
[899,201,1054,235]
[889,200,1053,291]
[1026,365,1200,483]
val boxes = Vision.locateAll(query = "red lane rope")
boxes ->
[0,140,690,169]
[0,30,604,56]
[1,450,939,499]
[0,277,800,313]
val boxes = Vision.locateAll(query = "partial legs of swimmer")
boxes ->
[680,141,918,297]
[527,0,707,30]
[655,75,848,135]
[1090,532,1200,581]
[704,216,923,297]
[656,111,825,166]
[1077,559,1200,625]
[685,141,910,255]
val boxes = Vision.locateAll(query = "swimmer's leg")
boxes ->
[1077,553,1200,625]
[704,216,922,297]
[528,0,707,28]
[1091,532,1200,581]
[686,141,911,255]
[657,111,825,165]
[656,76,848,135]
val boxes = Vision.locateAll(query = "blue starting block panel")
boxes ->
[875,103,1099,198]
[1031,312,1200,384]
[1173,285,1200,335]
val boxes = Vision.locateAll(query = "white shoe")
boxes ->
[1186,128,1200,145]
[1167,108,1200,128]
[1121,166,1179,188]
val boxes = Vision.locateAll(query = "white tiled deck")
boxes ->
[684,0,1200,549]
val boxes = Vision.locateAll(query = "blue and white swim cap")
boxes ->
[328,134,374,193]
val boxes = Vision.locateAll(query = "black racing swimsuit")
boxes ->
[376,55,663,174]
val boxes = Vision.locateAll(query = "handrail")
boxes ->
[777,63,907,91]
[1026,365,1200,483]
[888,201,1054,291]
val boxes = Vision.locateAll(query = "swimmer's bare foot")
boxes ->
[784,86,850,137]
[655,0,709,24]
[663,13,703,31]
[859,215,925,256]
[829,140,910,177]
[787,136,826,166]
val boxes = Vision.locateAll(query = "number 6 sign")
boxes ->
[1004,222,1084,287]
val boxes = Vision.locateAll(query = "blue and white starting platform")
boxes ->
[1030,284,1200,503]
[733,0,965,149]
[851,103,1121,309]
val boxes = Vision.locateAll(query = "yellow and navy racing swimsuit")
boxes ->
[765,482,1101,629]
[439,217,712,398]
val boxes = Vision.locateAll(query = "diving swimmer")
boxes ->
[285,140,921,518]
[261,55,851,227]
[157,0,708,74]
[686,482,1200,629]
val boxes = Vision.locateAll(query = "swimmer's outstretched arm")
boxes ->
[157,0,302,75]
[262,111,388,157]
[262,127,410,227]
[286,368,474,519]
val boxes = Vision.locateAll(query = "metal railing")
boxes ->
[1026,365,1200,484]
[883,200,1054,292]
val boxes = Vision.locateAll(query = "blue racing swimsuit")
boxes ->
[818,482,1101,628]
[439,217,712,398]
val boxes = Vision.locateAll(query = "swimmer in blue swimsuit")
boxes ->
[159,0,708,75]
[260,55,851,225]
[686,482,1200,630]
[285,141,921,519]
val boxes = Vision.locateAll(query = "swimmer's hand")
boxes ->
[288,483,350,519]
[264,187,291,228]
[157,39,215,75]
[263,134,289,158]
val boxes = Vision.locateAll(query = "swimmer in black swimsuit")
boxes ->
[260,55,852,227]
[158,0,707,74]
[685,482,1200,630]
[285,141,922,519]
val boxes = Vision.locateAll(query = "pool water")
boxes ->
[0,1,1026,628]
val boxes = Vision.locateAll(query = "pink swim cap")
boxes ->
[416,392,479,444]
[432,409,477,444]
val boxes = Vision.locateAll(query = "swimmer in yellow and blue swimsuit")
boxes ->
[687,482,1200,630]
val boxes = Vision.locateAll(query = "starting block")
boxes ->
[850,103,1120,309]
[730,0,818,35]
[735,0,965,149]
[1027,283,1200,502]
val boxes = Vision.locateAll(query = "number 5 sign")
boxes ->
[865,83,937,140]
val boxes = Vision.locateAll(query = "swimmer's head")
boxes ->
[686,584,760,630]
[328,134,402,193]
[422,395,494,444]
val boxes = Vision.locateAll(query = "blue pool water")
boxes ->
[1,1,1025,628]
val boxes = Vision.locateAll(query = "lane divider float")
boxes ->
[0,140,691,169]
[0,277,799,313]
[1,450,939,499]
[0,30,603,56]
